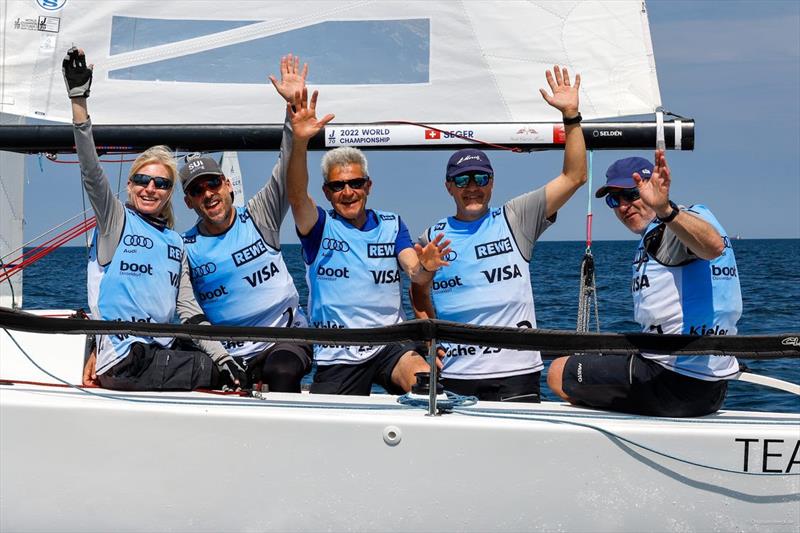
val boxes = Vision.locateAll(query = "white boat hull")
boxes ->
[1,321,799,532]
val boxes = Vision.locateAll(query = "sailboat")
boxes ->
[1,1,798,531]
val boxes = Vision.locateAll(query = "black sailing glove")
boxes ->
[216,354,248,390]
[62,47,93,98]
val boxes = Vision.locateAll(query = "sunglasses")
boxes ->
[324,177,370,193]
[130,173,173,190]
[187,176,224,198]
[447,172,492,188]
[605,188,640,208]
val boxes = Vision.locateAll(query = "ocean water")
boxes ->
[18,239,800,413]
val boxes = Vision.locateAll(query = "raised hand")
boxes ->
[269,53,308,103]
[634,149,671,216]
[414,233,452,273]
[62,47,93,99]
[288,87,335,143]
[539,65,580,117]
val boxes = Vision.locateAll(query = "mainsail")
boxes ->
[2,0,662,125]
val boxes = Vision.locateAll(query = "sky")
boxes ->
[13,0,800,247]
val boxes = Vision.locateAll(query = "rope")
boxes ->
[577,150,599,333]
[381,120,526,153]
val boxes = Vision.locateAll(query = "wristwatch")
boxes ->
[563,112,582,125]
[657,201,680,223]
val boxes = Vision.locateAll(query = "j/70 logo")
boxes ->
[123,235,153,249]
[322,238,350,252]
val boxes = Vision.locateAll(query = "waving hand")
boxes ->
[269,53,308,103]
[288,88,335,143]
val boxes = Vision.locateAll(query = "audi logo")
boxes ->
[191,262,217,278]
[123,235,153,249]
[322,238,350,252]
[444,250,458,262]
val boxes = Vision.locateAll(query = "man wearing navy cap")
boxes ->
[411,66,587,402]
[547,149,742,417]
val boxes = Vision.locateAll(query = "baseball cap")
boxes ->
[595,157,653,197]
[446,148,493,178]
[179,155,224,192]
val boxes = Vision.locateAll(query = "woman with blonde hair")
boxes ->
[65,47,245,391]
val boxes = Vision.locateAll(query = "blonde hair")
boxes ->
[127,145,178,229]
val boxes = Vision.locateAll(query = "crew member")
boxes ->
[411,66,587,402]
[547,150,742,416]
[65,47,244,391]
[177,54,312,393]
[285,88,451,395]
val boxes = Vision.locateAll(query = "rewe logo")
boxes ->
[371,269,400,284]
[367,243,395,258]
[167,245,182,262]
[244,263,280,287]
[120,261,153,275]
[474,238,513,259]
[232,239,268,267]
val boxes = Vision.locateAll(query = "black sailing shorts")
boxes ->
[97,341,214,391]
[561,353,728,417]
[310,342,419,396]
[442,372,541,403]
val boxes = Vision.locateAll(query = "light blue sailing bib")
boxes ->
[183,206,306,359]
[306,210,403,364]
[88,208,182,374]
[632,205,741,380]
[428,207,543,379]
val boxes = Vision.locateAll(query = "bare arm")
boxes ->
[539,66,587,218]
[635,149,724,259]
[410,280,436,319]
[287,88,334,235]
[398,233,452,284]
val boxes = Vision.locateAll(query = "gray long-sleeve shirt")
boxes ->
[74,119,228,361]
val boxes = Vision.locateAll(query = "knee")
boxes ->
[547,356,570,401]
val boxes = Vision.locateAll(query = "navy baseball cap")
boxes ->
[595,157,654,197]
[446,148,494,178]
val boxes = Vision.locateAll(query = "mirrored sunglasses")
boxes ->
[187,176,224,197]
[605,188,640,208]
[447,172,492,188]
[130,173,173,190]
[324,177,370,193]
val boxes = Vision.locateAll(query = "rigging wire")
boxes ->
[577,150,600,333]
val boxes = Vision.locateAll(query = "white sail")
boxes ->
[1,0,661,125]
[220,151,244,207]
[0,114,25,308]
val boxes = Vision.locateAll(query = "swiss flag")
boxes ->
[425,129,441,140]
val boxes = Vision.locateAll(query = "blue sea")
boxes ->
[19,239,800,413]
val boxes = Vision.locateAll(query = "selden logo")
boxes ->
[368,243,395,258]
[123,235,153,249]
[232,239,268,267]
[167,245,182,262]
[475,238,513,259]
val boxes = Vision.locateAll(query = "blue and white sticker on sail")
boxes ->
[36,0,67,11]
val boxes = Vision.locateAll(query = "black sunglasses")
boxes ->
[130,173,173,190]
[605,188,640,208]
[187,176,224,198]
[324,177,370,193]
[447,172,493,188]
